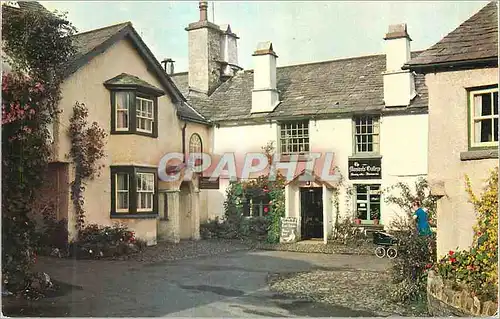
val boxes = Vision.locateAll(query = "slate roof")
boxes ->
[405,1,498,71]
[172,52,428,122]
[69,23,208,124]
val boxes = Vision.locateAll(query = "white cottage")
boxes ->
[172,2,429,243]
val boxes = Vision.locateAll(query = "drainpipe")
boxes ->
[182,121,187,163]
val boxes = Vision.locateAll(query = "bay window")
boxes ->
[104,73,163,137]
[111,166,158,218]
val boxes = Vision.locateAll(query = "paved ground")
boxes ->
[3,249,389,317]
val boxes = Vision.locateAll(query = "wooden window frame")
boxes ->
[353,116,380,155]
[279,120,310,156]
[110,166,158,219]
[354,184,381,224]
[468,86,499,150]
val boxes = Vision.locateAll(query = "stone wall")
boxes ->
[427,270,498,317]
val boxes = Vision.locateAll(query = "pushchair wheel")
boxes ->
[387,247,398,259]
[375,246,386,258]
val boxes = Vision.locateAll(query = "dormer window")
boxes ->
[104,73,163,138]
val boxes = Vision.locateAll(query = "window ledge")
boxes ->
[279,154,311,162]
[110,213,158,219]
[349,154,382,160]
[460,149,498,161]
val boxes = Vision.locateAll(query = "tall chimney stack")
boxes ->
[186,1,222,95]
[251,41,280,113]
[382,23,416,107]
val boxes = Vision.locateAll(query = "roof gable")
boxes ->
[67,22,208,124]
[405,1,498,72]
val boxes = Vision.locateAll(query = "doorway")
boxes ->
[300,187,323,240]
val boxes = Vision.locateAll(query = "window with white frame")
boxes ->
[279,121,310,155]
[136,173,155,211]
[354,116,380,154]
[354,184,381,222]
[469,88,498,148]
[136,97,154,133]
[115,173,129,212]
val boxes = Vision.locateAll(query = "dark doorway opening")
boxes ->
[300,187,323,240]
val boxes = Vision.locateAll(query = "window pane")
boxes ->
[481,93,492,116]
[117,193,128,210]
[357,202,368,220]
[494,92,498,115]
[115,93,129,129]
[479,119,493,142]
[117,110,128,129]
[474,95,482,117]
[117,173,128,190]
[356,185,367,193]
[495,118,498,142]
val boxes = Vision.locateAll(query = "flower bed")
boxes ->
[69,224,146,259]
[431,168,498,303]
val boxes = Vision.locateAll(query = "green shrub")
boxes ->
[387,217,436,303]
[330,216,367,246]
[69,224,146,259]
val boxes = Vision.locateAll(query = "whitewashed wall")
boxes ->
[206,113,428,229]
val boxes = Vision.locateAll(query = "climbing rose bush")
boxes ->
[433,167,498,302]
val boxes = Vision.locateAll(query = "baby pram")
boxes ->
[372,231,398,259]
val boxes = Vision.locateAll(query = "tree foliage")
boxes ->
[1,3,76,294]
[383,178,437,304]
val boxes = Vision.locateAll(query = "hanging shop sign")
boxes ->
[348,157,382,180]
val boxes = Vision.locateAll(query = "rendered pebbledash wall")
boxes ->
[54,37,211,245]
[207,112,428,230]
[425,67,498,258]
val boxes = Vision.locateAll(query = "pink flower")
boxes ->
[264,207,269,213]
[34,82,44,92]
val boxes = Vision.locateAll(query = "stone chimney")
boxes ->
[186,1,222,95]
[251,42,280,113]
[382,23,416,107]
[219,24,240,78]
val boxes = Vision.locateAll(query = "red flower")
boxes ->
[425,263,432,269]
[450,257,456,263]
[448,250,454,256]
[264,207,269,213]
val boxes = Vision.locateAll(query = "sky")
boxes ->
[42,1,490,72]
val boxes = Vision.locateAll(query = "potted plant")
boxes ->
[370,208,380,225]
[354,214,362,225]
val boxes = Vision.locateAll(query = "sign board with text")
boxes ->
[280,217,299,243]
[348,158,382,180]
[199,177,220,189]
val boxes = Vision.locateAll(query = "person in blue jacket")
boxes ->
[412,200,432,236]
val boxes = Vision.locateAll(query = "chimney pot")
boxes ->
[199,0,208,22]
[162,58,175,75]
